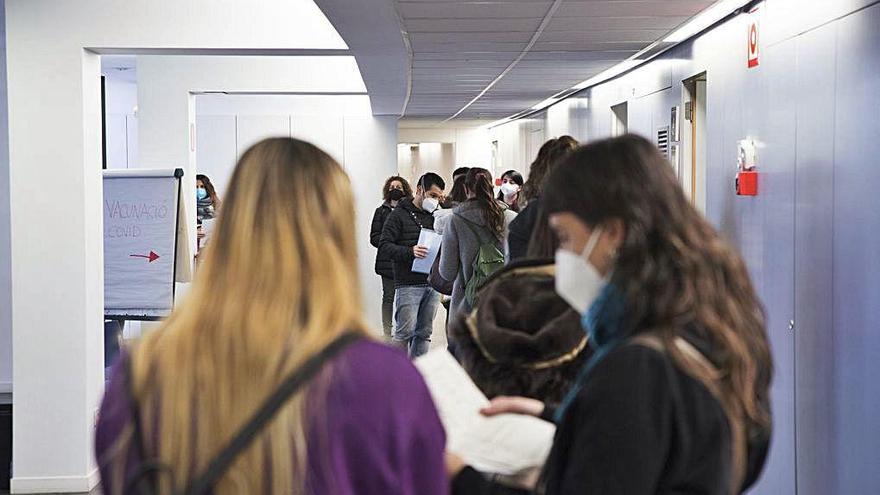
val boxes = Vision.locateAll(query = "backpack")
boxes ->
[455,213,505,309]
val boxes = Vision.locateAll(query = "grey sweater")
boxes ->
[439,200,517,326]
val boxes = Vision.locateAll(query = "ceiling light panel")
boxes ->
[396,0,715,120]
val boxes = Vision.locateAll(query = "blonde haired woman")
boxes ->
[95,138,447,494]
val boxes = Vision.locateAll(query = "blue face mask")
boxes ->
[197,188,208,200]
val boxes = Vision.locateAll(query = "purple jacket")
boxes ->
[95,339,448,494]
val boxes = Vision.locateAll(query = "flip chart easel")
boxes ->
[103,168,185,321]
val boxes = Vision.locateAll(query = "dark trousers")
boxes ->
[381,276,395,339]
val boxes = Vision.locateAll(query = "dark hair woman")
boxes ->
[507,136,578,261]
[371,176,413,339]
[381,175,413,202]
[496,170,524,212]
[449,135,772,495]
[518,136,578,209]
[439,168,517,339]
[196,174,220,222]
[442,174,468,210]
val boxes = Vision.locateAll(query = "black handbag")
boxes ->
[123,332,361,495]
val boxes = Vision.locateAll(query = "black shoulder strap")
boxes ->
[184,332,360,495]
[125,332,361,495]
[125,353,172,495]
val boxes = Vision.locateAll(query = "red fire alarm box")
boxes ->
[736,139,759,196]
[736,170,758,196]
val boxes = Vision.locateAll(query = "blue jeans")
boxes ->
[393,285,440,358]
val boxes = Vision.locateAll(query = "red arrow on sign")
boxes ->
[130,251,160,263]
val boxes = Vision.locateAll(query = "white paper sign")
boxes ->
[103,170,181,317]
[415,350,556,475]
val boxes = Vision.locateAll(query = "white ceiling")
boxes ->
[397,0,715,120]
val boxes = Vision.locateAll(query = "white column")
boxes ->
[7,48,104,492]
[344,116,399,332]
[0,0,14,399]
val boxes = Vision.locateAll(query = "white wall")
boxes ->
[396,142,456,185]
[137,55,367,271]
[190,92,394,332]
[398,125,493,172]
[489,117,546,181]
[0,0,12,399]
[103,77,138,169]
[3,0,361,491]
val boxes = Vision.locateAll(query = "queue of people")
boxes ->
[96,134,773,494]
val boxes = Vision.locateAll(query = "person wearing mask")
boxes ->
[430,174,468,317]
[436,174,468,236]
[497,170,524,213]
[96,138,447,494]
[196,173,220,222]
[449,135,772,495]
[379,172,446,358]
[371,176,413,340]
[196,174,221,255]
[507,136,578,261]
[439,168,517,336]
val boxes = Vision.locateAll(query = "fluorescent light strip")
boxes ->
[487,0,752,129]
[665,0,751,42]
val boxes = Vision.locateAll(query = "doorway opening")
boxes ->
[611,101,628,137]
[682,73,707,213]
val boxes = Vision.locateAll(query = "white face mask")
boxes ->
[421,197,440,213]
[555,226,605,314]
[500,182,520,196]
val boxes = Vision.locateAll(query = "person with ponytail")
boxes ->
[449,135,772,495]
[439,168,517,339]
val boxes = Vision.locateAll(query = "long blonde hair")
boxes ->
[121,138,369,493]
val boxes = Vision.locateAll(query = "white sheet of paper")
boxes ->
[415,350,556,475]
[411,228,442,274]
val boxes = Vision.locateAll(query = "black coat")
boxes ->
[370,202,395,279]
[507,197,542,261]
[379,198,435,287]
[452,331,771,495]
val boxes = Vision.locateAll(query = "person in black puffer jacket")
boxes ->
[371,176,413,339]
[379,172,445,358]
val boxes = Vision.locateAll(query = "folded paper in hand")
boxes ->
[412,228,442,274]
[415,350,555,475]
